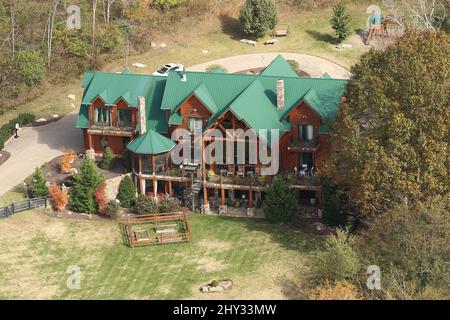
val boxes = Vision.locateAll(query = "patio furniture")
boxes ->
[220,169,227,176]
[237,165,245,177]
[274,25,289,37]
[227,165,235,177]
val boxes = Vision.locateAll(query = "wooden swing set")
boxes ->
[119,212,192,248]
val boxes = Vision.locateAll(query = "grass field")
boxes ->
[0,2,375,127]
[0,210,321,299]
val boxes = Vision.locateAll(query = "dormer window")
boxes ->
[299,124,314,141]
[189,117,203,133]
[94,108,111,126]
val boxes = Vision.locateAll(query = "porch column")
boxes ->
[140,178,145,195]
[202,136,209,212]
[168,181,173,196]
[131,153,135,173]
[248,189,253,208]
[152,155,156,175]
[221,187,225,206]
[153,180,158,201]
[88,133,93,149]
[138,155,142,175]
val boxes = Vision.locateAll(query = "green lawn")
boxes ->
[0,210,320,299]
[0,1,377,127]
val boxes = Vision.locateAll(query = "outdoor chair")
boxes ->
[227,165,235,177]
[237,165,245,177]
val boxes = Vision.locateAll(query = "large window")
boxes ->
[189,117,203,132]
[94,108,111,126]
[117,109,132,128]
[299,124,314,141]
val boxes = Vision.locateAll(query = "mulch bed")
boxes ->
[235,67,310,77]
[41,154,127,186]
[24,114,64,127]
[0,150,11,167]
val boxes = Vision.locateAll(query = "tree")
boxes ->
[29,167,48,197]
[330,2,351,43]
[356,199,450,299]
[100,146,115,169]
[239,0,278,38]
[48,182,68,211]
[309,280,361,300]
[70,157,104,213]
[313,228,360,282]
[17,50,46,86]
[321,182,348,227]
[94,182,108,215]
[264,176,299,223]
[324,31,450,216]
[60,150,76,173]
[117,175,136,208]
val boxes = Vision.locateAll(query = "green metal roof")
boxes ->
[228,79,289,145]
[127,129,175,155]
[77,72,168,133]
[191,83,219,114]
[168,112,182,125]
[260,55,298,78]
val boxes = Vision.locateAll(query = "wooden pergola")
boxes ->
[119,212,192,248]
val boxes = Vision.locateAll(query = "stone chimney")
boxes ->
[137,96,147,135]
[276,79,285,110]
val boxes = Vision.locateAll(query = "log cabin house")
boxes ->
[76,56,347,212]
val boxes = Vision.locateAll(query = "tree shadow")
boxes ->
[305,30,338,45]
[354,28,368,45]
[219,14,245,41]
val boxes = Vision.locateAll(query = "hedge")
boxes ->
[0,113,35,150]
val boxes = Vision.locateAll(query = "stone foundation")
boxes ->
[218,205,227,215]
[105,173,131,201]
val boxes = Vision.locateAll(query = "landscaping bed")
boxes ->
[0,150,10,167]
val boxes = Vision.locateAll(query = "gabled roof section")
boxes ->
[229,79,289,145]
[260,55,298,78]
[322,72,332,79]
[168,112,182,125]
[127,129,175,155]
[76,104,89,129]
[191,83,219,114]
[81,72,153,108]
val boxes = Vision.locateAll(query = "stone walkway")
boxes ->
[188,52,351,79]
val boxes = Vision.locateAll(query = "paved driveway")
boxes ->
[0,52,349,197]
[188,52,351,79]
[0,111,82,197]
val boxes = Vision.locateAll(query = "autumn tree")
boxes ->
[309,281,361,300]
[324,31,450,216]
[60,150,76,173]
[94,182,108,215]
[48,182,68,211]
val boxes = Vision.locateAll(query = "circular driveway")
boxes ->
[188,52,351,79]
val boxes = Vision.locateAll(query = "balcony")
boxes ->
[88,121,136,136]
[288,138,320,152]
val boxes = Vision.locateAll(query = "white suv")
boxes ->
[153,63,185,76]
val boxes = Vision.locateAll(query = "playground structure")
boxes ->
[367,16,405,45]
[119,212,192,248]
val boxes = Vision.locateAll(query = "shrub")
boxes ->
[153,0,188,11]
[17,50,46,86]
[16,113,35,125]
[264,176,299,223]
[69,157,105,213]
[239,0,278,38]
[61,150,77,173]
[206,64,228,73]
[97,25,122,54]
[100,147,115,170]
[29,167,48,197]
[158,195,181,213]
[122,150,132,172]
[287,60,300,74]
[134,194,158,215]
[309,280,361,300]
[117,175,136,208]
[48,183,68,211]
[330,2,351,43]
[322,183,348,227]
[313,228,360,282]
[104,200,121,219]
[94,183,108,215]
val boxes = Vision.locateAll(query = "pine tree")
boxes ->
[330,2,351,43]
[239,0,278,38]
[30,167,48,197]
[117,175,136,208]
[100,146,115,169]
[264,176,300,223]
[69,157,104,213]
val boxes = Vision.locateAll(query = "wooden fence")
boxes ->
[0,197,47,218]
